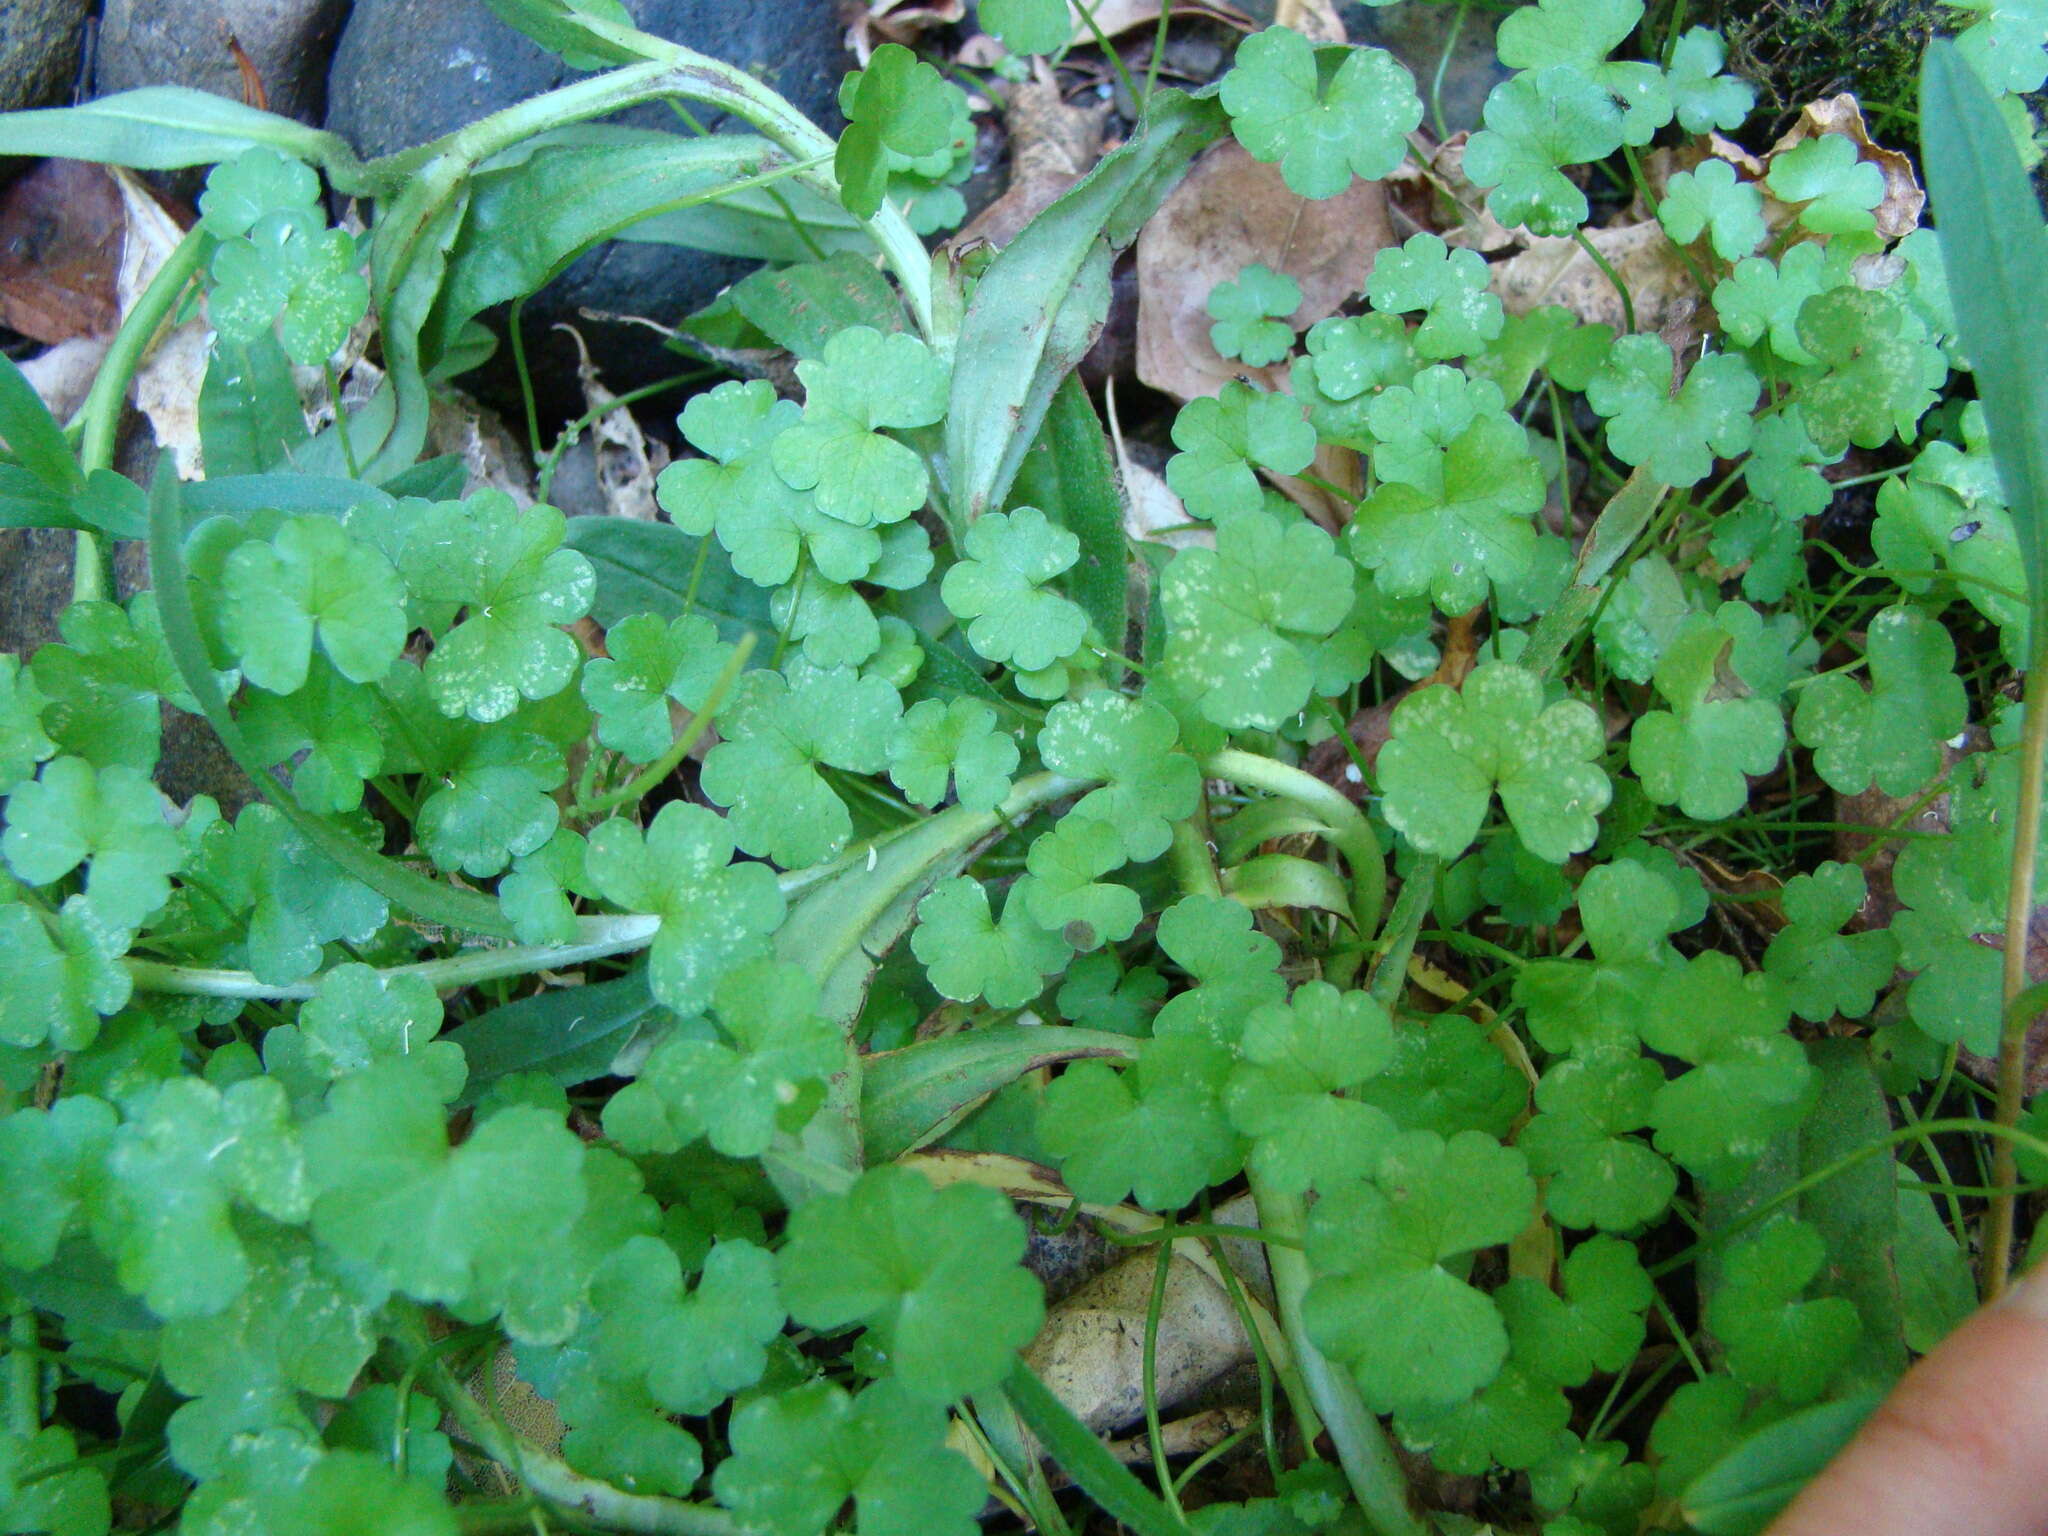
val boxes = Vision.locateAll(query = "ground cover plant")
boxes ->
[0,0,2044,1531]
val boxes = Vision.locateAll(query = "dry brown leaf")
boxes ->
[847,0,966,64]
[1389,134,1521,253]
[426,389,536,505]
[1274,0,1345,42]
[0,160,125,344]
[111,168,210,477]
[1136,140,1395,402]
[1062,0,1254,42]
[1765,94,1925,240]
[18,336,112,423]
[553,324,663,520]
[953,59,1112,250]
[1024,1249,1254,1432]
[1489,218,1700,339]
[1104,378,1210,549]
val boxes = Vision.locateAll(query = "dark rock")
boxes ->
[94,0,351,131]
[325,0,851,417]
[0,0,90,116]
[1340,1,1506,140]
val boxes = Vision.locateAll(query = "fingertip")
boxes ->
[1767,1286,2048,1536]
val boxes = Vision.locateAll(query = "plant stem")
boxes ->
[1144,0,1174,103]
[127,914,664,1000]
[1984,648,2048,1298]
[1428,0,1471,144]
[536,369,709,504]
[1200,749,1387,942]
[70,221,210,602]
[1572,228,1636,334]
[1251,1179,1429,1536]
[1074,0,1144,110]
[323,361,360,479]
[391,1310,744,1536]
[1143,1240,1184,1523]
[1369,855,1439,1007]
[566,634,754,822]
[6,1312,37,1436]
[508,294,543,459]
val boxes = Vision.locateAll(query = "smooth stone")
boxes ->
[325,0,851,412]
[0,0,90,116]
[94,0,350,129]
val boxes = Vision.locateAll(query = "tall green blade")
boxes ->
[1921,40,2048,657]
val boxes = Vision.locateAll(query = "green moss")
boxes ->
[1704,0,1946,129]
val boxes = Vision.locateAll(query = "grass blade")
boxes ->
[1920,40,2048,648]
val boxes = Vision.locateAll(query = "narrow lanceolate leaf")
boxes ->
[947,88,1227,523]
[1922,40,2048,652]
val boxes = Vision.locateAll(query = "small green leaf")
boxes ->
[981,0,1070,53]
[584,802,787,1015]
[1764,134,1885,234]
[1305,1127,1535,1415]
[1208,263,1302,365]
[4,755,183,932]
[1022,817,1141,949]
[1153,893,1287,1047]
[1792,606,1966,796]
[1226,981,1396,1195]
[778,1165,1045,1400]
[399,492,595,723]
[198,146,321,237]
[1039,1036,1245,1209]
[1219,26,1422,198]
[1703,1218,1861,1402]
[1794,287,1943,454]
[1161,505,1355,729]
[1380,663,1610,862]
[603,958,840,1159]
[700,665,902,868]
[1585,337,1758,488]
[1519,1047,1676,1231]
[772,326,949,526]
[835,45,966,219]
[715,1378,987,1536]
[1366,233,1505,359]
[1464,68,1624,235]
[219,515,406,693]
[1165,382,1318,522]
[208,210,368,366]
[579,613,734,762]
[104,1074,309,1319]
[941,506,1091,671]
[1656,158,1766,260]
[911,875,1071,1007]
[888,697,1019,812]
[1664,28,1755,132]
[1036,691,1202,861]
